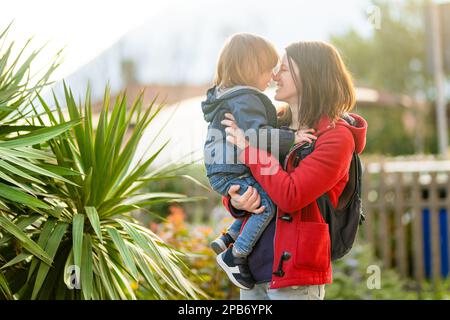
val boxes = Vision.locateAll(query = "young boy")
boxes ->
[202,33,312,290]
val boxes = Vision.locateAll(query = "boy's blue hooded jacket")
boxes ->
[202,85,295,177]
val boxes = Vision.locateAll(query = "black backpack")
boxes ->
[293,117,365,261]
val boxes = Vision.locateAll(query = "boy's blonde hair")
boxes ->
[214,33,279,89]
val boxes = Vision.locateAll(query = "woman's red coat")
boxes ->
[222,113,367,288]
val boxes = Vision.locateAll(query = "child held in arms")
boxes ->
[201,33,315,290]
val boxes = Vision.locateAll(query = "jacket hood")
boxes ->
[201,87,222,122]
[201,85,263,122]
[317,113,368,154]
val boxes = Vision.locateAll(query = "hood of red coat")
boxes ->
[316,113,368,155]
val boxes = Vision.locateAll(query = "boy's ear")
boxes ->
[276,104,292,127]
[277,109,285,117]
[276,104,288,117]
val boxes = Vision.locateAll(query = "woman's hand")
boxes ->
[228,185,266,214]
[294,128,317,145]
[221,113,249,150]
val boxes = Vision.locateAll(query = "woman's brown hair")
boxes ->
[284,41,355,129]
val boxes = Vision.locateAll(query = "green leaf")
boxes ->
[0,215,52,265]
[1,154,78,186]
[0,120,80,148]
[39,164,80,176]
[106,227,138,280]
[117,220,185,296]
[0,146,54,161]
[72,213,84,269]
[122,192,187,205]
[0,253,32,270]
[81,234,93,300]
[0,271,14,300]
[85,207,103,243]
[112,142,168,198]
[0,170,36,196]
[139,174,211,191]
[96,249,118,299]
[0,214,41,246]
[133,250,167,299]
[106,258,136,300]
[0,182,50,209]
[27,218,56,281]
[0,159,44,185]
[31,222,68,299]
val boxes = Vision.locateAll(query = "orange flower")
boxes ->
[167,204,186,231]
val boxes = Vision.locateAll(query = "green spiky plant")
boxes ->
[0,23,82,299]
[0,22,77,208]
[0,23,207,300]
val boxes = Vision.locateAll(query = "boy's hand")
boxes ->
[294,128,317,145]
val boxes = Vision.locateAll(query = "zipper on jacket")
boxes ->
[283,143,302,171]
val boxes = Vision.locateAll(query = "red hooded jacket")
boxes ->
[222,113,367,289]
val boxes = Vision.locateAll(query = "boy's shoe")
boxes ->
[210,232,235,254]
[216,247,255,290]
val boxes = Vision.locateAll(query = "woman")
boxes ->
[220,41,368,300]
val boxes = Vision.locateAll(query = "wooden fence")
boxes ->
[362,158,450,290]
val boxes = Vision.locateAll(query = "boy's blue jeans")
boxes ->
[208,172,276,257]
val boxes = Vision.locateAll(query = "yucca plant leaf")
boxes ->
[39,164,80,176]
[105,227,138,280]
[0,170,37,194]
[111,141,169,198]
[0,253,32,270]
[106,257,136,300]
[0,146,54,161]
[84,206,103,243]
[34,243,68,300]
[117,220,187,296]
[122,192,187,205]
[95,248,119,300]
[138,174,210,191]
[0,271,14,300]
[82,167,93,208]
[18,82,205,300]
[0,215,52,265]
[0,120,80,148]
[0,182,50,209]
[133,251,167,299]
[1,154,78,186]
[27,218,56,281]
[31,222,68,299]
[0,124,45,135]
[0,159,44,185]
[72,213,84,269]
[0,214,41,246]
[81,234,93,300]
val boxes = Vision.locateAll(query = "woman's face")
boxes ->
[273,53,300,106]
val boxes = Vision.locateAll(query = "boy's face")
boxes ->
[256,69,274,91]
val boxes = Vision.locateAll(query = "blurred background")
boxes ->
[4,0,450,299]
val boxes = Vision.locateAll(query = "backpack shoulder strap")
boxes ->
[336,152,362,211]
[296,116,362,211]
